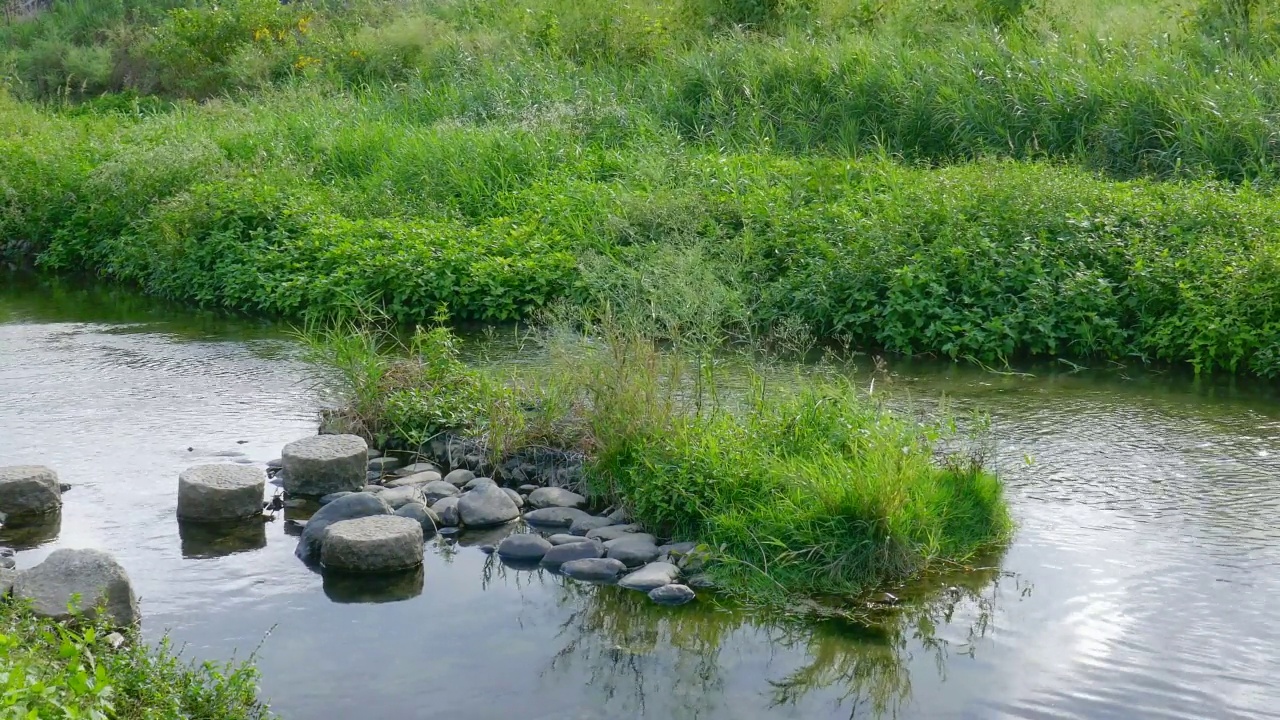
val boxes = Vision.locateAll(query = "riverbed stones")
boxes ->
[0,465,62,520]
[395,502,439,535]
[619,562,680,592]
[503,488,525,508]
[14,549,139,626]
[458,484,520,528]
[176,464,264,522]
[281,435,368,496]
[569,515,618,536]
[548,533,588,545]
[395,462,440,478]
[605,535,661,566]
[320,491,353,506]
[586,524,644,542]
[648,584,696,605]
[383,471,442,489]
[527,487,587,510]
[560,557,626,583]
[368,456,401,473]
[523,506,592,528]
[463,476,497,492]
[378,485,427,510]
[443,469,475,488]
[497,533,553,561]
[431,496,460,527]
[320,516,423,573]
[420,480,460,503]
[541,539,604,568]
[296,492,391,563]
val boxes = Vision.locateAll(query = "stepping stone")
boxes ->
[0,465,62,520]
[282,435,367,496]
[296,493,391,564]
[176,464,265,522]
[320,515,423,573]
[527,487,587,510]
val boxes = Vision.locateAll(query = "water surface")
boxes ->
[2,277,1278,719]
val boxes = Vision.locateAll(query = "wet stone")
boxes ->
[605,535,661,567]
[378,486,427,510]
[176,464,265,522]
[320,515,423,573]
[296,493,392,564]
[649,584,696,606]
[619,562,681,592]
[281,434,368,497]
[560,558,626,583]
[0,465,62,520]
[497,533,553,561]
[431,497,460,527]
[458,484,520,528]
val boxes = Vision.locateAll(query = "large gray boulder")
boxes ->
[605,535,661,566]
[496,534,553,561]
[431,496,460,527]
[560,557,626,583]
[0,465,62,520]
[457,484,520,528]
[649,584,696,605]
[541,539,604,568]
[523,506,592,528]
[320,516,423,573]
[296,492,391,563]
[176,464,265,522]
[281,434,368,496]
[527,487,587,510]
[619,562,681,592]
[13,549,139,626]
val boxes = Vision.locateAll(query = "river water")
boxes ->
[2,277,1279,720]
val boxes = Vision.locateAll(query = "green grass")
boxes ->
[0,599,269,719]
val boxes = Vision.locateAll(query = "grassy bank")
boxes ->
[301,316,1011,600]
[0,599,268,718]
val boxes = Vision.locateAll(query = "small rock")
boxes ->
[523,507,593,528]
[569,515,618,536]
[431,496,460,527]
[177,464,266,522]
[463,476,497,492]
[480,544,496,554]
[420,480,461,503]
[0,465,62,520]
[619,562,681,592]
[547,533,588,546]
[605,507,631,524]
[438,526,462,538]
[502,488,525,508]
[367,457,402,474]
[296,493,392,564]
[685,573,716,589]
[586,524,644,542]
[648,584,696,606]
[395,502,440,535]
[378,486,427,510]
[361,485,385,493]
[518,484,539,494]
[266,458,284,469]
[659,541,699,557]
[366,471,383,483]
[560,557,626,583]
[458,484,520,528]
[59,483,73,493]
[443,469,475,487]
[13,549,139,626]
[497,534,553,561]
[383,471,443,489]
[605,535,661,567]
[319,491,353,506]
[395,462,441,477]
[527,487,587,510]
[320,516,423,573]
[541,539,604,568]
[281,435,368,497]
[367,448,383,460]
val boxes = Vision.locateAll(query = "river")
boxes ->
[2,276,1278,720]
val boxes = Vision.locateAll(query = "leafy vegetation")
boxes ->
[0,599,269,719]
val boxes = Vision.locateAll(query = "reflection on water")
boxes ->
[179,518,268,559]
[4,274,1280,720]
[0,511,62,549]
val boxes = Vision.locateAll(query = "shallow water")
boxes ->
[2,277,1279,720]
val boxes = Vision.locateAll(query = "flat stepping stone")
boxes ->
[527,487,587,510]
[541,539,603,568]
[523,507,592,528]
[296,493,391,564]
[13,549,138,626]
[619,562,680,592]
[0,465,62,520]
[458,484,520,528]
[320,515,423,573]
[177,464,265,522]
[443,469,475,487]
[569,515,617,536]
[282,435,367,497]
[605,535,661,567]
[586,524,644,542]
[560,557,626,583]
[496,534,553,561]
[383,471,442,488]
[649,584,696,605]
